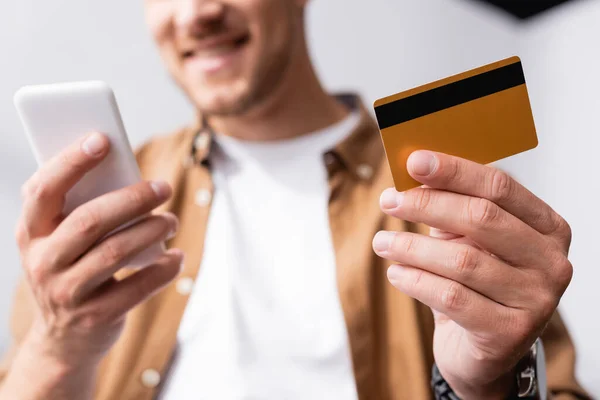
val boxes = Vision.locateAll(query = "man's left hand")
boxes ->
[373,150,573,399]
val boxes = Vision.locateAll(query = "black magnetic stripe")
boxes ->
[374,61,526,130]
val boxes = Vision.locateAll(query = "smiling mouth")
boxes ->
[182,33,250,62]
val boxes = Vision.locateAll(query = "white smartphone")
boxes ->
[14,81,164,269]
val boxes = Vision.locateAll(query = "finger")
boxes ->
[48,180,172,266]
[380,187,548,267]
[87,249,183,322]
[421,189,462,241]
[406,151,569,240]
[59,213,178,304]
[21,133,110,237]
[429,227,462,241]
[387,264,511,334]
[373,231,529,307]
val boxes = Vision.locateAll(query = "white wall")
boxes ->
[0,0,597,396]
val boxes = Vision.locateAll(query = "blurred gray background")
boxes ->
[1,0,598,395]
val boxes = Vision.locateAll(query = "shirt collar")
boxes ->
[183,94,384,181]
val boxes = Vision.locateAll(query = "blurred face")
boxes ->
[145,0,306,116]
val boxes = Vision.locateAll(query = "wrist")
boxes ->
[23,327,101,377]
[432,339,548,400]
[0,332,99,400]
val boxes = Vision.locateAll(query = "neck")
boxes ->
[207,41,349,141]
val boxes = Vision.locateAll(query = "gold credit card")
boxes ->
[374,56,538,192]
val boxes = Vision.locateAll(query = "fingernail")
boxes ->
[82,133,107,156]
[178,253,186,272]
[169,249,185,271]
[165,214,179,240]
[387,265,405,282]
[373,231,394,253]
[150,181,171,201]
[409,151,437,176]
[380,189,403,210]
[169,248,184,258]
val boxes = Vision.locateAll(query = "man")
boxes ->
[0,1,589,399]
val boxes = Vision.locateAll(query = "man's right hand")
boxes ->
[6,132,183,397]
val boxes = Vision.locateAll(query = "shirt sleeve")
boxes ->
[542,311,591,399]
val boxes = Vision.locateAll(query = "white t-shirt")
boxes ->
[159,111,361,400]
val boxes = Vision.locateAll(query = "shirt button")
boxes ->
[195,189,212,207]
[140,369,161,388]
[356,164,373,180]
[176,277,195,295]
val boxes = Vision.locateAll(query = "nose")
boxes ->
[174,0,225,31]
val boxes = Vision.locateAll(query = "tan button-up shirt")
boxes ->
[1,96,588,399]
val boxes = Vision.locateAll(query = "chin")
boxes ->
[188,80,256,116]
